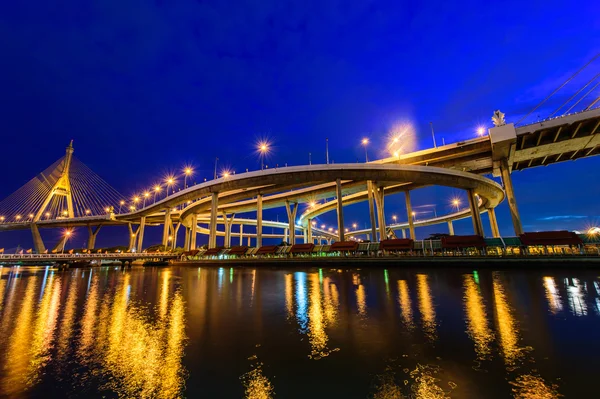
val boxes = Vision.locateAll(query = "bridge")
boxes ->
[0,106,599,254]
[0,252,178,266]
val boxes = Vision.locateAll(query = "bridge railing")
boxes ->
[0,252,176,260]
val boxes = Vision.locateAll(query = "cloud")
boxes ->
[537,215,588,221]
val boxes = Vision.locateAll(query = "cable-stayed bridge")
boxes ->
[1,53,600,256]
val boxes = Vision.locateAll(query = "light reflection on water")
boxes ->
[0,266,598,398]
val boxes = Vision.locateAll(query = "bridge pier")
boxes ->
[447,221,454,236]
[373,184,386,241]
[405,191,416,239]
[285,200,298,244]
[208,192,219,249]
[307,219,313,243]
[239,224,244,246]
[128,223,140,251]
[284,228,289,243]
[171,222,181,249]
[137,217,145,251]
[487,208,500,238]
[467,189,485,236]
[256,194,263,248]
[401,229,407,239]
[162,208,172,247]
[190,214,198,250]
[184,227,190,251]
[500,158,524,236]
[336,178,345,242]
[31,223,46,254]
[87,224,102,250]
[222,212,235,247]
[367,181,378,241]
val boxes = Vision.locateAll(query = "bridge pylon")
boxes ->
[33,140,75,222]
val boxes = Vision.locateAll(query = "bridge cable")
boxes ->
[585,95,600,111]
[549,72,600,117]
[565,81,600,114]
[517,53,600,124]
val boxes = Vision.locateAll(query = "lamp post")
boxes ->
[166,178,174,197]
[143,192,149,207]
[62,231,71,254]
[119,200,125,214]
[361,138,369,162]
[392,215,397,224]
[214,158,219,179]
[259,143,268,170]
[184,167,192,188]
[452,198,460,212]
[154,185,161,203]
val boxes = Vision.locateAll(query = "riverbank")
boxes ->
[174,255,600,268]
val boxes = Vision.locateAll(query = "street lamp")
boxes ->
[143,192,149,207]
[165,177,175,197]
[133,196,140,208]
[477,127,485,136]
[412,211,416,221]
[184,167,193,188]
[15,215,21,221]
[154,185,161,203]
[392,215,397,224]
[361,138,369,162]
[119,200,125,213]
[452,198,460,211]
[352,223,357,229]
[259,142,269,170]
[62,230,72,254]
[85,210,91,215]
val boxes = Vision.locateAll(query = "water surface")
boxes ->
[0,265,598,398]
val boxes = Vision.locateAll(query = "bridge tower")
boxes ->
[33,140,75,222]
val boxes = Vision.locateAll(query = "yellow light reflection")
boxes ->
[307,274,330,359]
[416,274,436,340]
[356,283,367,317]
[285,273,293,320]
[242,363,275,399]
[2,278,38,396]
[77,274,186,397]
[492,274,521,366]
[57,281,79,362]
[78,276,100,359]
[322,277,339,326]
[543,277,563,315]
[463,274,494,360]
[510,374,561,399]
[28,276,62,387]
[397,280,414,329]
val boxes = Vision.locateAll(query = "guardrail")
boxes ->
[0,252,177,260]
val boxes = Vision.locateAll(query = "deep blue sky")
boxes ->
[1,1,599,248]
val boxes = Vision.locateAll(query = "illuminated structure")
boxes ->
[0,107,599,253]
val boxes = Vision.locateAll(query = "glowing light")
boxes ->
[85,210,91,215]
[144,192,149,198]
[477,126,485,136]
[392,215,397,223]
[120,200,125,205]
[65,230,72,237]
[129,206,135,211]
[154,185,161,192]
[16,215,21,220]
[28,213,34,218]
[328,227,333,232]
[168,236,172,241]
[352,223,357,229]
[104,207,110,212]
[309,201,317,208]
[63,210,68,216]
[588,227,600,235]
[0,216,4,222]
[311,221,316,226]
[184,167,192,175]
[361,138,368,145]
[321,224,326,229]
[133,196,140,203]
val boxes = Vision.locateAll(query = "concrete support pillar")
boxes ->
[190,214,198,250]
[401,229,406,239]
[367,181,378,242]
[500,158,523,236]
[284,228,289,243]
[162,208,171,247]
[256,194,263,248]
[239,224,244,246]
[247,236,251,247]
[208,192,219,248]
[171,222,181,249]
[404,191,415,239]
[31,223,46,254]
[184,227,191,251]
[136,217,145,251]
[336,178,345,242]
[86,224,102,250]
[307,219,313,243]
[488,208,500,238]
[285,200,298,244]
[467,189,485,237]
[222,212,235,247]
[128,223,139,251]
[447,220,455,236]
[373,185,386,240]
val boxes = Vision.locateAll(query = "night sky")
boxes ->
[0,1,599,249]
